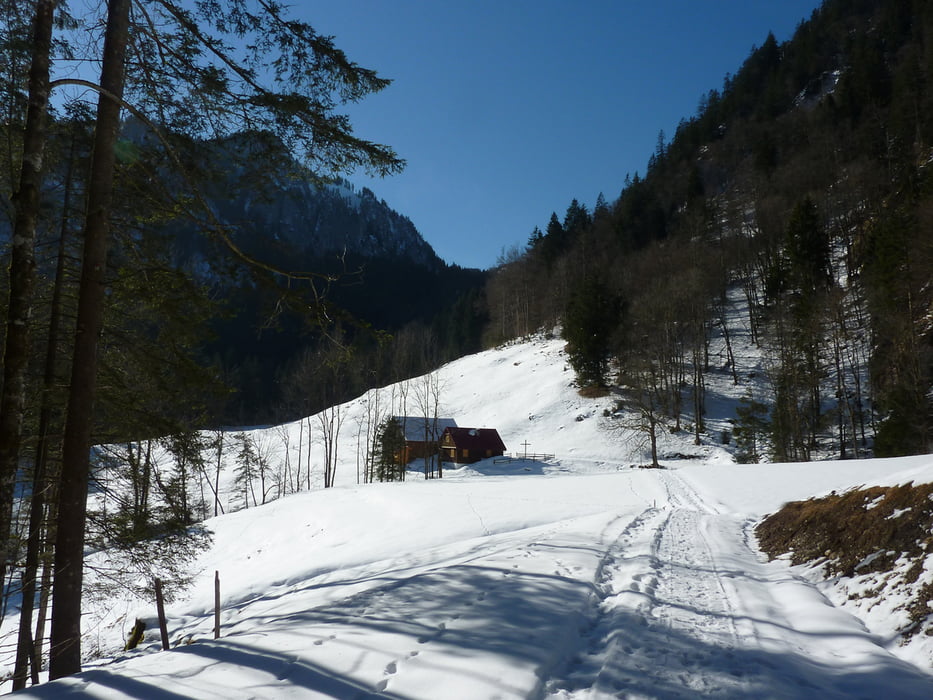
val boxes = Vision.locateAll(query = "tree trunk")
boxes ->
[33,495,56,679]
[0,0,54,596]
[214,431,224,515]
[648,414,659,468]
[12,118,75,691]
[48,0,131,679]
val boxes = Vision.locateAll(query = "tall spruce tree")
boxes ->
[375,417,406,482]
[562,277,621,390]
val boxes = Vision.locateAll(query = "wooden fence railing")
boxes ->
[493,453,554,464]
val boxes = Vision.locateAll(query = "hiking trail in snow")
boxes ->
[544,470,933,700]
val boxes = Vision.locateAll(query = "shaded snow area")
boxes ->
[4,332,933,698]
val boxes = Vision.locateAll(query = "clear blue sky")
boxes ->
[303,1,824,270]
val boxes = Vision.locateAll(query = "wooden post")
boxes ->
[154,578,169,650]
[214,571,220,639]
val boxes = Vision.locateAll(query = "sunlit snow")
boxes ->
[4,328,933,698]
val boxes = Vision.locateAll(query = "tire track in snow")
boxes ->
[545,470,933,699]
[544,473,791,698]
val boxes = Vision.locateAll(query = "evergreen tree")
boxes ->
[785,196,831,296]
[864,204,932,456]
[593,192,610,222]
[526,225,543,251]
[233,433,259,509]
[614,173,666,250]
[786,197,831,452]
[375,417,406,482]
[538,212,566,267]
[160,432,210,526]
[734,394,770,464]
[562,277,621,390]
[562,198,591,237]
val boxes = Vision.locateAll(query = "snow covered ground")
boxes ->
[4,331,933,698]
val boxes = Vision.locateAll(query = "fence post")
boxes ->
[214,570,221,639]
[154,578,170,650]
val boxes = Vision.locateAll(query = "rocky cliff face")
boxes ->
[221,177,441,269]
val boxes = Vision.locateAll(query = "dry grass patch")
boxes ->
[578,384,610,398]
[756,481,933,636]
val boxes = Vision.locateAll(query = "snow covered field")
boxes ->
[5,333,933,698]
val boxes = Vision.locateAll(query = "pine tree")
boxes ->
[526,225,543,251]
[562,198,591,237]
[734,394,770,463]
[538,212,566,267]
[593,192,610,222]
[160,432,210,525]
[233,433,259,509]
[375,417,406,482]
[562,277,621,391]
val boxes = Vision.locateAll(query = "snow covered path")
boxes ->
[13,466,933,699]
[546,470,933,699]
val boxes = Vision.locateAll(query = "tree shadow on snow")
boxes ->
[549,603,933,700]
[21,556,933,698]
[173,640,411,699]
[456,458,548,476]
[186,560,933,698]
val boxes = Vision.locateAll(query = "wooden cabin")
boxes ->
[440,427,507,464]
[394,416,458,463]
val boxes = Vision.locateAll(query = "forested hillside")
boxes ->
[0,118,487,430]
[484,0,932,460]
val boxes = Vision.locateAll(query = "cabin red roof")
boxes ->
[442,427,506,453]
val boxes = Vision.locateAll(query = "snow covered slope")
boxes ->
[4,334,933,698]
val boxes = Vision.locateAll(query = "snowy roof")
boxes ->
[393,416,458,442]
